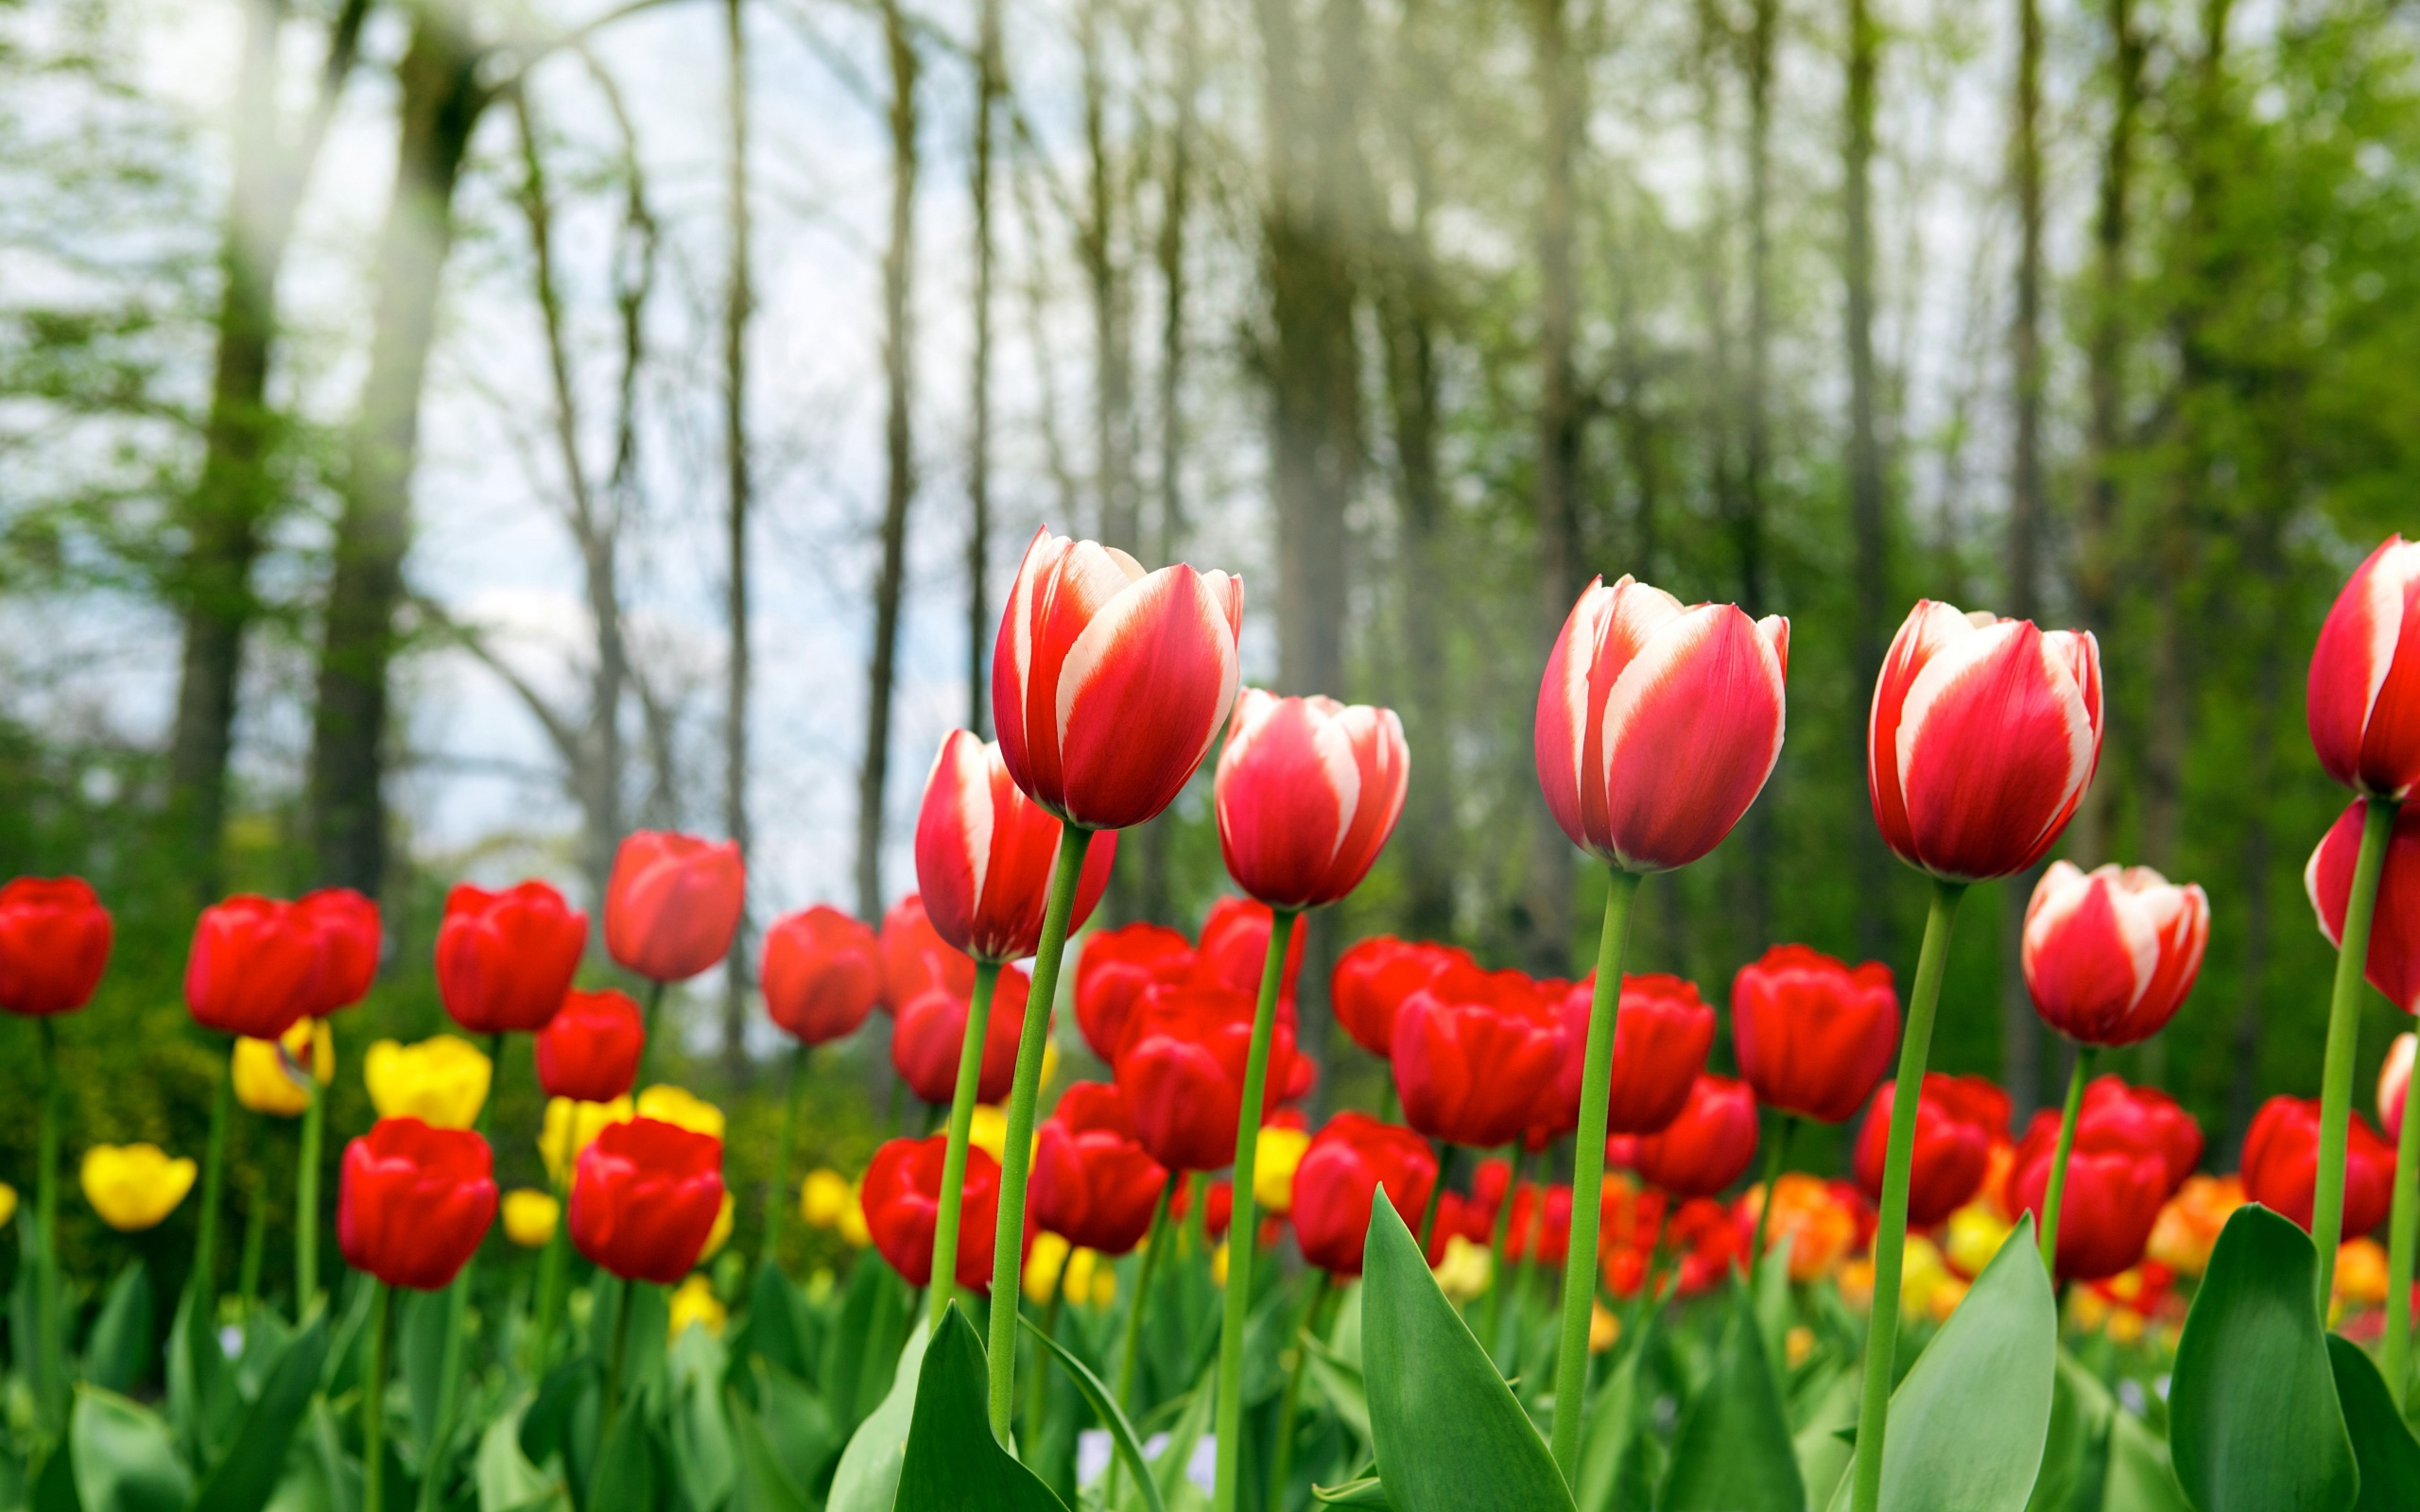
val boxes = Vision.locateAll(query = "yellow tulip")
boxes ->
[1066,1246,1114,1308]
[82,1144,197,1231]
[669,1275,726,1339]
[1786,1326,1816,1370]
[540,1097,634,1184]
[1040,1037,1062,1091]
[636,1085,725,1142]
[1589,1300,1620,1353]
[233,1019,334,1116]
[0,1181,17,1228]
[1025,1230,1072,1305]
[502,1190,560,1247]
[1253,1126,1311,1213]
[838,1180,871,1247]
[1431,1234,1493,1303]
[364,1036,491,1130]
[1944,1201,2016,1280]
[801,1168,853,1229]
[1211,1239,1230,1289]
[969,1105,1008,1163]
[701,1193,735,1261]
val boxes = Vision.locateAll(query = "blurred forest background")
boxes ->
[3,0,2417,1286]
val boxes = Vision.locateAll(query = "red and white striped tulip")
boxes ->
[991,528,1244,832]
[1868,601,2103,882]
[1214,691,1409,911]
[2308,536,2420,801]
[913,730,1117,963]
[2307,798,2420,1015]
[1533,576,1788,873]
[2021,862,2211,1048]
[2382,1034,2414,1143]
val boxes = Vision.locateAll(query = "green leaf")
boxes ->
[1312,1477,1394,1507]
[825,1318,932,1512]
[734,1261,816,1387]
[725,1387,811,1512]
[893,1306,1067,1511]
[1357,1194,1573,1512]
[2168,1206,2358,1512]
[750,1359,839,1499]
[1661,1299,1806,1512]
[2024,1351,2116,1512]
[71,1387,193,1512]
[402,1287,454,1453]
[2327,1334,2420,1511]
[166,1280,237,1465]
[667,1325,737,1512]
[1301,1333,1371,1446]
[1021,1313,1168,1512]
[1752,1237,1796,1383]
[1574,1338,1641,1512]
[1842,1211,2058,1512]
[518,1358,597,1472]
[821,1258,911,1435]
[475,1406,562,1512]
[192,1313,331,1512]
[584,1413,659,1512]
[81,1262,153,1395]
[1790,1365,1861,1512]
[2102,1410,2190,1512]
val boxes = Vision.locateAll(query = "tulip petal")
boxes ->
[1597,603,1787,871]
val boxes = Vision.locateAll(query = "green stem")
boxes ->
[1103,1184,1170,1510]
[639,978,669,1087]
[297,1077,325,1314]
[2315,796,2400,1308]
[2038,1046,2093,1280]
[1850,877,1966,1512]
[932,962,1003,1330]
[1547,866,1644,1483]
[419,1034,500,1512]
[531,1108,579,1375]
[34,1019,62,1439]
[1749,1115,1795,1275]
[1024,1290,1063,1460]
[762,1041,810,1272]
[363,1281,391,1512]
[600,1276,634,1442]
[1420,1143,1461,1255]
[988,824,1096,1442]
[239,1178,267,1318]
[193,1043,234,1328]
[1212,905,1299,1512]
[2388,1029,2420,1411]
[1479,1145,1525,1352]
[1270,1271,1334,1512]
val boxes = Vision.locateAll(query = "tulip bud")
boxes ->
[366,1035,493,1130]
[81,1143,197,1231]
[1330,936,1470,1060]
[0,876,112,1018]
[1115,983,1305,1172]
[890,965,1031,1106]
[1213,691,1409,910]
[915,730,1118,962]
[1551,972,1715,1139]
[1075,922,1194,1062]
[296,887,381,1016]
[2022,862,2210,1047]
[1030,1082,1168,1256]
[233,1019,335,1118]
[2242,1094,2396,1240]
[1624,1075,1758,1199]
[534,988,645,1105]
[435,881,587,1035]
[568,1117,726,1284]
[1853,1074,2005,1228]
[2077,1077,2203,1196]
[1191,897,1306,1001]
[669,1274,727,1338]
[604,830,746,984]
[862,1133,1005,1289]
[2307,535,2420,800]
[502,1190,560,1247]
[1392,966,1564,1150]
[2307,799,2420,1014]
[1731,945,1899,1125]
[761,906,883,1045]
[186,895,320,1040]
[337,1118,499,1290]
[2005,1106,2170,1281]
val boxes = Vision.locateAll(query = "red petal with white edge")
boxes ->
[1597,604,1787,872]
[2022,869,2150,1038]
[1533,577,1612,859]
[1894,617,2100,880]
[1322,705,1409,900]
[995,532,1150,816]
[2308,538,2410,794]
[1052,563,1241,830]
[1866,601,1981,867]
[1216,693,1350,907]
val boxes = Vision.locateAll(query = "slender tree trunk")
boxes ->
[1844,0,1890,957]
[967,0,1002,738]
[1081,0,1138,554]
[306,6,486,892]
[1742,0,1774,616]
[721,0,756,1077]
[856,0,920,923]
[1999,0,2047,1120]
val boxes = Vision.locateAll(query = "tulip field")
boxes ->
[0,528,2416,1512]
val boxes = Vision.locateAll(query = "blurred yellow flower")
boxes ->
[1898,1234,1957,1320]
[234,1020,335,1117]
[1040,1038,1061,1091]
[540,1097,635,1184]
[1212,1239,1230,1288]
[637,1085,725,1142]
[838,1186,871,1247]
[2337,1237,2389,1308]
[701,1193,735,1261]
[1066,1246,1115,1308]
[1944,1201,2016,1280]
[0,1182,18,1228]
[1746,1175,1860,1282]
[669,1275,726,1339]
[82,1144,197,1231]
[1253,1127,1311,1213]
[502,1190,559,1247]
[365,1036,491,1130]
[969,1105,1009,1164]
[1589,1300,1620,1353]
[1432,1234,1492,1303]
[1785,1326,1815,1370]
[2147,1175,2244,1278]
[1025,1231,1072,1304]
[802,1168,853,1228]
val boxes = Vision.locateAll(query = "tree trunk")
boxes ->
[1081,0,1138,554]
[1999,0,2047,1120]
[967,0,1003,738]
[721,0,756,1077]
[1844,0,1889,957]
[305,4,486,892]
[856,0,920,923]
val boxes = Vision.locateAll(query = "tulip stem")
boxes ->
[297,1080,324,1315]
[988,824,1096,1443]
[762,1041,812,1275]
[1480,1145,1525,1355]
[932,961,1002,1332]
[1850,877,1966,1512]
[33,1018,62,1440]
[531,1111,579,1375]
[1024,1290,1062,1460]
[193,1043,234,1332]
[1420,1143,1461,1255]
[1749,1115,1796,1276]
[416,1037,501,1512]
[1211,904,1298,1512]
[1547,865,1645,1485]
[601,1276,634,1443]
[362,1280,391,1512]
[1103,1183,1171,1511]
[2315,795,2400,1310]
[2388,1026,2420,1410]
[2038,1045,2094,1281]
[1270,1269,1334,1512]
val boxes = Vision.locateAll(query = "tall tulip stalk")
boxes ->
[1532,576,1788,1481]
[759,905,882,1264]
[1852,601,2101,1512]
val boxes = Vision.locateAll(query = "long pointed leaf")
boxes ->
[893,1307,1067,1512]
[2326,1333,2420,1512]
[825,1318,932,1512]
[1020,1314,1167,1512]
[1661,1298,1804,1511]
[191,1313,331,1512]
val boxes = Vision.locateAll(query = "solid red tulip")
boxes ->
[2383,1034,2414,1142]
[2006,1107,2169,1281]
[1214,690,1409,910]
[2308,799,2420,1014]
[1622,1074,1758,1199]
[863,1133,1006,1289]
[992,527,1245,831]
[2307,535,2420,800]
[879,894,976,1012]
[1425,1189,1496,1266]
[1392,964,1564,1149]
[760,905,884,1045]
[1289,1113,1438,1276]
[2243,1095,2396,1238]
[1170,1176,1237,1240]
[1868,601,2104,882]
[1030,1081,1168,1255]
[890,964,1031,1106]
[1074,922,1194,1062]
[297,887,381,1016]
[1330,936,1470,1059]
[2022,862,2210,1047]
[2077,1076,2203,1195]
[915,730,1117,962]
[567,1116,726,1283]
[436,882,587,1035]
[1853,1074,2000,1228]
[534,988,646,1104]
[1669,1197,1750,1296]
[1113,982,1304,1172]
[1507,1182,1574,1265]
[604,831,745,983]
[1731,944,1899,1124]
[337,1117,499,1291]
[1191,896,1306,1002]
[186,895,320,1039]
[1534,575,1789,873]
[1550,972,1715,1139]
[0,876,112,1018]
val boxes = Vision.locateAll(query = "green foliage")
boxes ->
[893,1307,1064,1512]
[2325,1335,2420,1512]
[1659,1297,1803,1512]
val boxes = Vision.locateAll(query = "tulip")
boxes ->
[1507,1183,1574,1266]
[702,1192,735,1261]
[862,1134,1003,1289]
[892,965,1031,1106]
[569,1116,726,1284]
[1254,1125,1311,1213]
[1550,972,1714,1140]
[1732,944,1900,1124]
[0,1185,16,1228]
[604,830,746,984]
[2308,535,2420,801]
[535,988,645,1105]
[2309,800,2420,1019]
[762,905,884,1044]
[1113,983,1305,1173]
[2242,1095,2394,1241]
[1426,1191,1496,1267]
[365,1036,493,1130]
[1853,1075,1997,1228]
[2079,1077,2203,1195]
[1392,965,1564,1151]
[1031,1082,1168,1256]
[0,876,112,1017]
[539,1096,634,1184]
[1212,691,1409,910]
[503,1190,559,1248]
[2022,862,2210,1047]
[81,1143,197,1231]
[1075,922,1194,1061]
[636,1084,726,1142]
[2006,1108,2169,1281]
[1330,936,1469,1061]
[916,730,1119,963]
[2385,1034,2414,1143]
[801,1169,856,1232]
[669,1275,727,1339]
[1192,895,1307,1001]
[337,1118,497,1289]
[1624,1075,1758,1201]
[187,894,320,1039]
[1738,1174,1863,1282]
[234,1019,335,1117]
[878,893,975,1011]
[297,886,382,1016]
[435,881,587,1036]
